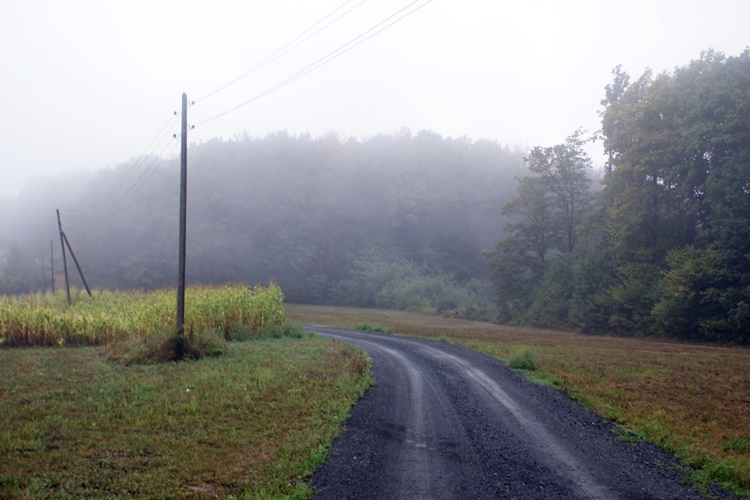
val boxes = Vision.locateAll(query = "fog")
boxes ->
[0,131,526,302]
[1,0,749,305]
[2,0,748,198]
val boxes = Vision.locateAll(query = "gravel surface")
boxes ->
[309,327,731,499]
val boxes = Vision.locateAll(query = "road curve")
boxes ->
[310,327,718,499]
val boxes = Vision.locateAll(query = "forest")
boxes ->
[0,129,525,315]
[485,48,750,343]
[1,48,749,343]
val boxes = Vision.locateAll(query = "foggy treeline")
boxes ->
[0,129,526,317]
[485,49,750,343]
[3,48,749,344]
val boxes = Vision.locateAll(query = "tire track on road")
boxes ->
[311,327,719,499]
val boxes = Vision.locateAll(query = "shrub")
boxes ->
[335,248,498,320]
[105,329,226,365]
[508,346,537,371]
[355,322,394,334]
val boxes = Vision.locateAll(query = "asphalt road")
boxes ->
[309,327,723,499]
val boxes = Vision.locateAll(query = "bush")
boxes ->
[106,329,226,365]
[335,248,497,319]
[355,322,394,334]
[508,346,537,371]
[335,248,422,307]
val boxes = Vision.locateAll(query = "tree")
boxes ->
[0,242,36,295]
[600,65,631,178]
[598,48,750,341]
[485,131,594,323]
[525,130,593,254]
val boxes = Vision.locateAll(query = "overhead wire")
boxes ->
[59,112,180,220]
[194,0,433,129]
[89,114,179,207]
[60,1,366,219]
[195,0,367,105]
[59,124,180,229]
[57,0,433,223]
[105,138,181,213]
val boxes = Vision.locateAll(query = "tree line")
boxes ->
[0,129,525,317]
[2,47,748,343]
[486,48,750,343]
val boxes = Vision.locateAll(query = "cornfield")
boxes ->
[0,284,286,347]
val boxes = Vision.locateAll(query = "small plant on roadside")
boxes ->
[230,321,312,341]
[508,346,537,371]
[612,427,643,444]
[355,322,394,334]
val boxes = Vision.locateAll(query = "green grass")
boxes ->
[355,322,394,334]
[508,345,537,371]
[287,304,750,497]
[0,337,371,498]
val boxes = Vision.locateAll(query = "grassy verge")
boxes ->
[287,304,750,496]
[0,337,371,498]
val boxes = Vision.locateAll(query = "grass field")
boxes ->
[2,298,747,497]
[0,337,370,498]
[287,304,750,496]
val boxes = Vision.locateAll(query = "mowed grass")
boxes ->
[0,337,371,498]
[287,304,750,496]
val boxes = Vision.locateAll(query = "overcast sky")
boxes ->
[1,0,748,199]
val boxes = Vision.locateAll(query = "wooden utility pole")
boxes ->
[57,209,72,304]
[176,93,188,335]
[56,209,93,303]
[62,232,93,298]
[50,239,55,295]
[39,250,45,294]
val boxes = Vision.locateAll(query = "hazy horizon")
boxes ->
[2,0,749,199]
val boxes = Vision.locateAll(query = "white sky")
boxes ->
[1,0,748,198]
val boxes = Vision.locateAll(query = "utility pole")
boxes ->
[176,93,188,335]
[50,239,55,295]
[56,209,93,303]
[39,250,45,294]
[62,232,93,298]
[57,209,71,304]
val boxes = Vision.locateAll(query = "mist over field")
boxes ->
[0,130,527,309]
[4,47,750,346]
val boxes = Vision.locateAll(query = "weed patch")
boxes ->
[355,322,394,334]
[106,329,226,365]
[508,346,537,371]
[612,427,643,444]
[229,321,313,341]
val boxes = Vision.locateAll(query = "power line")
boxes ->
[194,0,367,104]
[60,113,180,219]
[106,140,180,213]
[90,114,179,207]
[55,138,178,231]
[195,0,433,129]
[57,0,432,223]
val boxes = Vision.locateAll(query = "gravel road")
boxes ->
[309,327,726,499]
